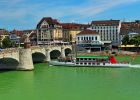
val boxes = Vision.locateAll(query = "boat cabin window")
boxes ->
[80,63,83,65]
[84,63,87,65]
[88,58,91,60]
[84,58,87,60]
[88,63,91,65]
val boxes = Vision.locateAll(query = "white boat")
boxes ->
[49,55,140,68]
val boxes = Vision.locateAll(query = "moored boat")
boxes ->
[49,55,139,68]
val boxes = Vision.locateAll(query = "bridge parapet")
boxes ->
[0,49,19,61]
[0,45,73,69]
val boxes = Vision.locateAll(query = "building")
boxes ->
[23,30,37,45]
[120,21,140,41]
[36,17,63,45]
[9,33,20,45]
[91,20,121,46]
[61,23,88,44]
[76,29,104,52]
[11,29,37,45]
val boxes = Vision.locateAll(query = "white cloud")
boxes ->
[0,0,140,29]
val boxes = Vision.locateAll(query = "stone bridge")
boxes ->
[0,45,72,70]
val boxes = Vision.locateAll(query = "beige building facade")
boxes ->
[62,23,88,43]
[37,17,63,45]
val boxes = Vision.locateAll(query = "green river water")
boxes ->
[0,63,140,100]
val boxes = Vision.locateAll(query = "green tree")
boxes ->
[2,37,13,48]
[133,34,140,46]
[129,38,137,45]
[122,35,129,45]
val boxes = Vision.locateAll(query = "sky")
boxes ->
[0,0,140,30]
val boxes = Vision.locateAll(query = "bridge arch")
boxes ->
[32,52,46,63]
[0,58,19,69]
[65,48,72,57]
[50,50,61,60]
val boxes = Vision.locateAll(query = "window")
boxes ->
[89,37,91,40]
[92,37,94,40]
[86,37,88,40]
[81,37,83,40]
[84,37,86,40]
[78,37,80,41]
[84,63,87,65]
[95,36,97,40]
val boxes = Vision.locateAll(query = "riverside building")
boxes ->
[36,17,63,45]
[120,21,140,42]
[90,20,121,46]
[61,23,88,44]
[76,29,104,52]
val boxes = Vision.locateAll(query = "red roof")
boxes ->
[11,29,23,37]
[77,29,99,35]
[92,20,120,26]
[120,22,140,35]
[61,23,89,30]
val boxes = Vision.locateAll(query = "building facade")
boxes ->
[91,20,121,46]
[11,29,37,45]
[120,21,140,42]
[61,23,88,44]
[76,29,104,52]
[23,30,37,45]
[37,17,63,45]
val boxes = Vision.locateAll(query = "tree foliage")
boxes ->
[2,37,16,48]
[122,35,129,45]
[122,34,140,46]
[132,34,140,46]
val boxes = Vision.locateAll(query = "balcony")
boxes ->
[77,40,104,45]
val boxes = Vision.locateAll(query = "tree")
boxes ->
[133,34,140,46]
[129,38,137,45]
[2,37,13,48]
[122,35,129,45]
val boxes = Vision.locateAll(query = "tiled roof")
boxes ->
[120,22,140,35]
[11,29,24,37]
[91,20,120,26]
[37,17,60,28]
[0,29,9,35]
[77,29,99,35]
[61,23,89,30]
[23,29,37,34]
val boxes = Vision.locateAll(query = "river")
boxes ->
[0,63,140,100]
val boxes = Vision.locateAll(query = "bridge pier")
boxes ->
[17,48,34,70]
[61,46,65,58]
[17,37,34,71]
[45,49,51,62]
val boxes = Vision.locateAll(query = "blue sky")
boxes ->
[0,0,140,30]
